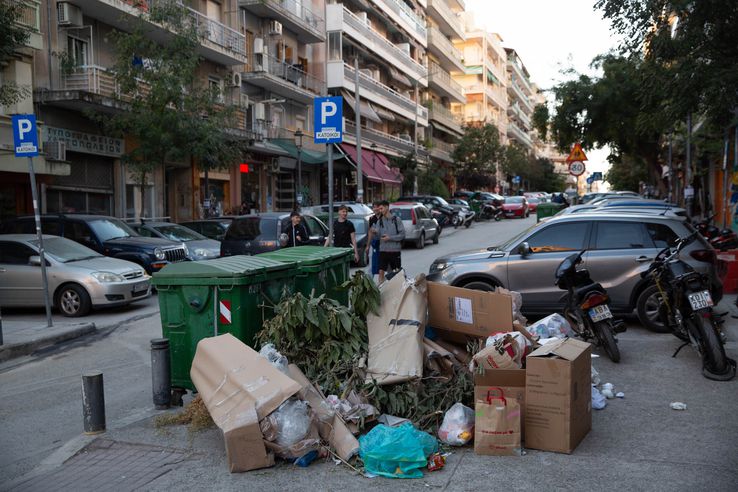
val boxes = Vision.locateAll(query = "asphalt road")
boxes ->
[2,216,737,490]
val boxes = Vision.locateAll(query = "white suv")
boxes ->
[390,202,440,249]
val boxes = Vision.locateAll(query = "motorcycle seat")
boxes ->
[575,282,604,300]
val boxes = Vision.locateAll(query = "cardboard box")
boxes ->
[524,338,592,454]
[190,334,301,472]
[427,282,513,343]
[474,368,526,439]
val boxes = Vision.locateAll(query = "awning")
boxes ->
[342,90,382,124]
[388,66,412,88]
[373,105,396,122]
[270,138,329,164]
[338,143,402,185]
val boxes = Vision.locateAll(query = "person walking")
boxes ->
[365,203,382,278]
[282,211,310,248]
[372,200,405,283]
[325,205,359,263]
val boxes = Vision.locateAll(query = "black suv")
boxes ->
[220,212,328,256]
[1,215,188,274]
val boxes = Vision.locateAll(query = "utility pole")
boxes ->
[413,81,419,195]
[354,57,363,203]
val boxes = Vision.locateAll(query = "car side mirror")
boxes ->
[28,255,42,266]
[519,242,532,257]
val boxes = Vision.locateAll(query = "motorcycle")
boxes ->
[555,250,624,362]
[695,214,738,251]
[642,232,736,381]
[430,205,457,229]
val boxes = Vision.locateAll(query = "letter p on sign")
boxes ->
[321,101,337,125]
[12,114,39,157]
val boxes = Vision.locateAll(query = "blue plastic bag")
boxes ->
[359,423,438,479]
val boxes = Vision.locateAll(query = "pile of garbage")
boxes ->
[186,270,613,476]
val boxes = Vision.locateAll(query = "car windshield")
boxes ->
[349,218,367,234]
[225,217,277,240]
[153,225,205,242]
[434,197,450,206]
[88,219,138,241]
[505,197,524,204]
[30,237,102,263]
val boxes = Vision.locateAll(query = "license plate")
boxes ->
[133,281,149,293]
[588,305,612,322]
[688,290,713,310]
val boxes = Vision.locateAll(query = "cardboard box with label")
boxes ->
[427,282,513,343]
[524,338,592,454]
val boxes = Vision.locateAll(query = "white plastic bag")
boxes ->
[438,402,475,446]
[259,343,289,375]
[269,399,312,448]
[527,313,575,339]
[591,386,607,410]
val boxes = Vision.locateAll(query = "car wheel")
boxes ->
[432,229,439,244]
[416,232,425,249]
[461,280,498,291]
[636,284,670,333]
[56,283,92,317]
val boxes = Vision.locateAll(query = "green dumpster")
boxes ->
[260,246,352,305]
[152,256,296,391]
[536,202,565,222]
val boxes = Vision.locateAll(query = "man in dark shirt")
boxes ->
[282,211,310,248]
[325,205,358,262]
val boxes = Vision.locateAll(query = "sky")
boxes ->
[465,0,623,181]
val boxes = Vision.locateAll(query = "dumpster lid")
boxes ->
[263,246,352,265]
[153,255,292,279]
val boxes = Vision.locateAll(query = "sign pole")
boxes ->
[354,57,363,203]
[327,144,334,246]
[27,156,53,328]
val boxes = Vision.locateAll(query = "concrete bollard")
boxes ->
[82,371,106,434]
[150,338,171,409]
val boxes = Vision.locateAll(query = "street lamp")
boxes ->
[294,129,304,209]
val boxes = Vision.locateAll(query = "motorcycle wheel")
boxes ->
[452,216,461,228]
[687,314,732,380]
[594,320,620,363]
[464,218,472,228]
[636,285,671,333]
[494,214,502,222]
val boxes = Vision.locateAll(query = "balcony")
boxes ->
[426,101,462,135]
[430,138,455,163]
[70,0,247,66]
[369,0,427,47]
[328,5,427,83]
[506,120,533,150]
[465,83,506,110]
[329,62,428,125]
[17,1,43,50]
[507,81,534,113]
[344,120,428,158]
[427,27,465,73]
[427,0,465,41]
[507,103,531,129]
[240,0,325,44]
[244,54,324,104]
[508,61,533,95]
[427,62,464,103]
[448,0,465,9]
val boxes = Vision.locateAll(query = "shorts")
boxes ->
[378,251,402,272]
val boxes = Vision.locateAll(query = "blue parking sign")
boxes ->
[314,96,343,144]
[12,114,39,157]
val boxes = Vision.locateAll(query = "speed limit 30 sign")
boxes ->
[569,161,586,176]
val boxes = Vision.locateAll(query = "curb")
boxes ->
[0,322,97,363]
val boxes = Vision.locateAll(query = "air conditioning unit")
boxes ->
[239,93,249,108]
[271,158,280,172]
[45,140,67,161]
[357,12,371,27]
[254,37,264,54]
[254,102,266,120]
[268,20,283,36]
[58,2,83,27]
[230,71,242,87]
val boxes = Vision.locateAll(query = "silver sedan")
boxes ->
[0,234,151,317]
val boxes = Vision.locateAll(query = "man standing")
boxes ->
[283,211,310,248]
[372,200,405,283]
[325,205,359,263]
[365,203,382,277]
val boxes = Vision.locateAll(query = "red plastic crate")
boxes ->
[717,250,738,294]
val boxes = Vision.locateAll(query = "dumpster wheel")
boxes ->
[171,388,187,407]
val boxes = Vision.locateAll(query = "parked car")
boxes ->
[220,212,328,257]
[179,218,236,241]
[390,202,440,249]
[502,196,529,218]
[131,221,220,260]
[427,213,723,328]
[526,196,545,213]
[0,215,188,274]
[0,234,151,317]
[398,195,474,225]
[314,212,372,266]
[305,202,374,216]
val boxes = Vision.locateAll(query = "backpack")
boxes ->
[379,215,400,234]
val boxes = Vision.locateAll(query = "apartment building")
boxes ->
[326,0,429,202]
[504,47,534,152]
[424,0,465,174]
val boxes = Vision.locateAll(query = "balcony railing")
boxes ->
[507,121,533,148]
[427,27,464,71]
[345,120,427,157]
[427,0,464,40]
[508,62,533,94]
[244,54,324,98]
[185,5,246,58]
[240,0,325,43]
[426,101,462,133]
[371,0,427,43]
[508,81,534,113]
[61,65,150,100]
[342,7,427,80]
[508,103,531,128]
[427,61,464,102]
[17,0,41,31]
[343,64,427,121]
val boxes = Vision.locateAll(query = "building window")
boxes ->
[67,36,88,67]
[46,189,112,215]
[328,32,342,61]
[208,76,223,103]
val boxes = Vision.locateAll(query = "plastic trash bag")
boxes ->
[438,403,474,446]
[591,365,601,386]
[527,313,575,339]
[359,423,438,479]
[266,399,311,448]
[591,386,607,410]
[259,343,289,375]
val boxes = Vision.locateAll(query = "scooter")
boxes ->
[555,250,624,362]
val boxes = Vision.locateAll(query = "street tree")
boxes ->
[532,103,549,141]
[0,1,31,107]
[98,0,242,217]
[451,123,503,189]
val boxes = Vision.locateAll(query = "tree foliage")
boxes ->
[389,152,418,195]
[532,103,549,141]
[0,1,31,106]
[452,123,503,190]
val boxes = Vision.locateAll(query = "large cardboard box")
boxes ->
[190,334,301,472]
[427,282,513,343]
[524,338,592,454]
